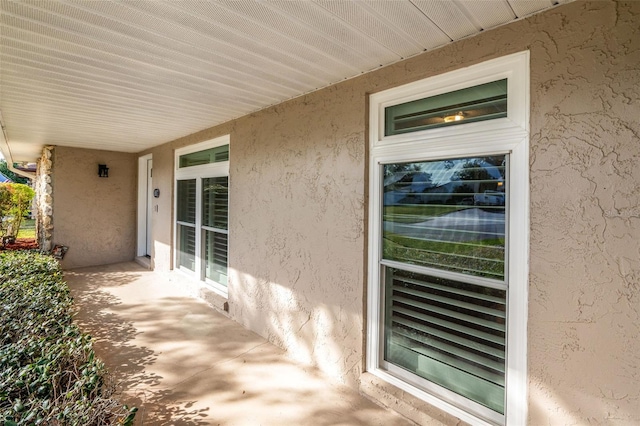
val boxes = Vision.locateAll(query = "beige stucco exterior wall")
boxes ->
[526,3,639,423]
[141,1,639,424]
[51,146,137,269]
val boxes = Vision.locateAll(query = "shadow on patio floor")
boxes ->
[65,262,412,426]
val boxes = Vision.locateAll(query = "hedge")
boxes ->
[0,251,136,425]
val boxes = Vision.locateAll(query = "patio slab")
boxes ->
[65,262,413,426]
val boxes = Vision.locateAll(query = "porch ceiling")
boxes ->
[0,0,568,164]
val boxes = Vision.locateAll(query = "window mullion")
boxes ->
[380,259,507,291]
[176,220,195,228]
[202,225,228,234]
[195,178,203,281]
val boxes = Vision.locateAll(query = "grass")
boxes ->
[16,219,35,239]
[383,203,506,278]
[383,233,505,279]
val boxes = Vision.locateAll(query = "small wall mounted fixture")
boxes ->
[98,164,109,178]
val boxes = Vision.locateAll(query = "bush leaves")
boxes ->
[0,252,136,425]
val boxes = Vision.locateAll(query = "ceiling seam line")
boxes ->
[351,1,433,55]
[1,78,236,119]
[214,0,365,75]
[263,1,384,69]
[2,7,329,89]
[309,0,404,65]
[1,33,307,98]
[167,0,356,80]
[49,0,325,91]
[119,0,340,86]
[1,53,281,108]
[1,60,258,113]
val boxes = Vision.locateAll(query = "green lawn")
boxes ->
[16,218,35,239]
[383,233,505,279]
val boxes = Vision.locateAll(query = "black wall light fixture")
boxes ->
[98,164,109,178]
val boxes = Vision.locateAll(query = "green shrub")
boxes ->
[0,252,136,425]
[0,183,36,239]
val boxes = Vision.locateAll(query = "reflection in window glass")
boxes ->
[177,179,196,224]
[204,231,227,286]
[203,177,228,230]
[179,145,229,168]
[177,224,195,271]
[176,179,196,272]
[202,176,228,287]
[383,156,506,280]
[385,80,507,136]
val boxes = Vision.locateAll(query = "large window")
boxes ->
[175,136,230,296]
[368,52,529,425]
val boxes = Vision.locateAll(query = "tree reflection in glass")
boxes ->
[383,156,507,280]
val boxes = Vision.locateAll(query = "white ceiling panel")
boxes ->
[314,0,425,57]
[508,0,557,18]
[361,1,452,50]
[268,0,400,68]
[458,0,517,29]
[0,0,569,165]
[410,0,480,39]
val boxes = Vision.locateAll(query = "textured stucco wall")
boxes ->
[52,146,137,269]
[526,2,639,424]
[229,90,367,385]
[143,1,639,424]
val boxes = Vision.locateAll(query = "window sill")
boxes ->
[168,270,230,316]
[360,372,491,426]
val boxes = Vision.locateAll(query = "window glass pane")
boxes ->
[203,177,228,230]
[385,80,507,136]
[384,268,506,414]
[177,179,196,223]
[177,224,195,271]
[383,155,506,280]
[204,230,227,287]
[179,145,229,168]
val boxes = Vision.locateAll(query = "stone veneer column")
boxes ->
[35,146,54,252]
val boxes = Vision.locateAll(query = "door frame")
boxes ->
[137,154,153,257]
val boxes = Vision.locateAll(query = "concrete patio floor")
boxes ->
[65,262,413,426]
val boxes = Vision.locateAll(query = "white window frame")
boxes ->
[174,135,230,297]
[367,52,529,426]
